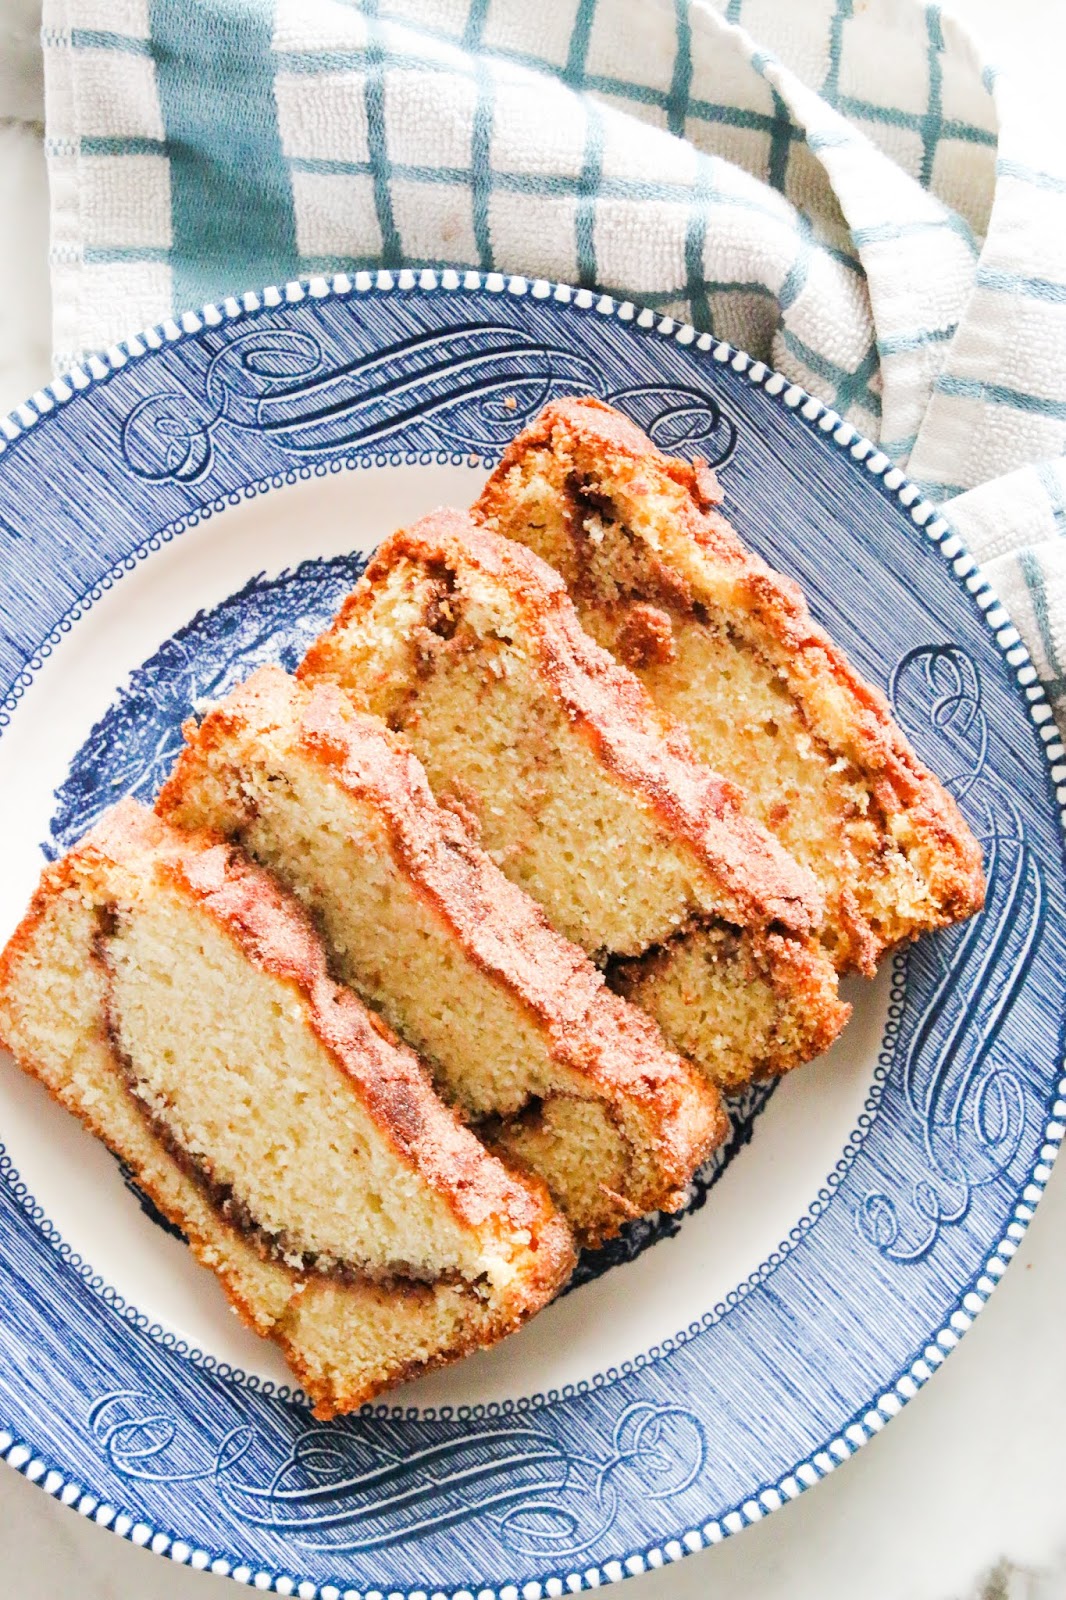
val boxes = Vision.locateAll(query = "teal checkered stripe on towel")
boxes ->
[53,0,996,442]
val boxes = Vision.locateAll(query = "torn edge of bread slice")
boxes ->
[157,665,726,1246]
[297,511,849,1092]
[0,801,574,1416]
[474,396,985,975]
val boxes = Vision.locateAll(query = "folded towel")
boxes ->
[40,0,1066,733]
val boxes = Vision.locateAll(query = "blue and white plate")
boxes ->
[0,269,1061,1596]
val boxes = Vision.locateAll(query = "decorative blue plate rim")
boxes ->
[0,266,1059,1598]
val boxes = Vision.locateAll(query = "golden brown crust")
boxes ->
[305,509,825,940]
[476,396,986,972]
[159,668,727,1238]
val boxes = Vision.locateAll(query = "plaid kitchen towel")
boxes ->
[40,0,1066,732]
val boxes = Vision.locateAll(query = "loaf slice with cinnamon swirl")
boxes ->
[475,396,985,974]
[0,802,573,1416]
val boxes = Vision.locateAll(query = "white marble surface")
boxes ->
[1,2,1065,1596]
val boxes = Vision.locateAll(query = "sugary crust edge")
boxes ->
[478,396,987,970]
[159,668,728,1238]
[306,509,826,942]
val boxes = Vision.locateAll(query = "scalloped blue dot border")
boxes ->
[0,266,1061,1598]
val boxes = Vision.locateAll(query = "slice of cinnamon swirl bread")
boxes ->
[0,802,573,1416]
[475,396,985,974]
[157,666,725,1246]
[298,512,849,1092]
